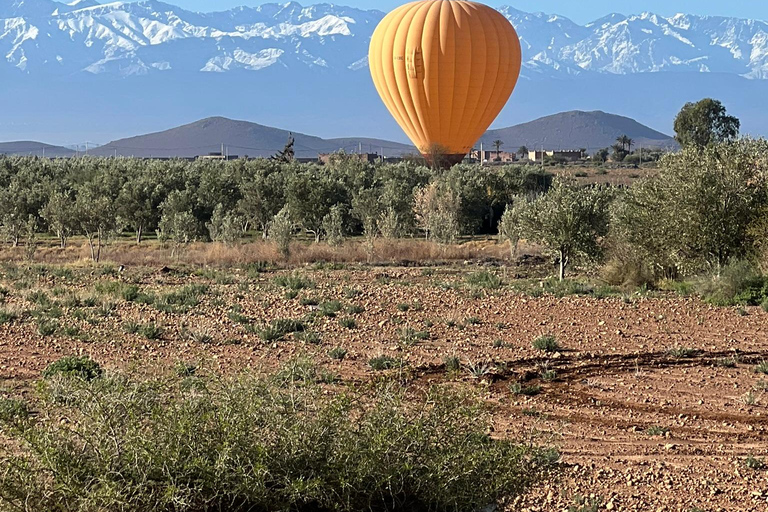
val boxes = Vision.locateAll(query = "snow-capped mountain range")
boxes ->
[3,0,768,145]
[4,0,768,79]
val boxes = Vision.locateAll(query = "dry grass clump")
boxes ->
[0,238,515,268]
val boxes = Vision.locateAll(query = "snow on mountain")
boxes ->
[3,0,768,79]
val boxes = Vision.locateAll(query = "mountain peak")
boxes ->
[484,110,677,151]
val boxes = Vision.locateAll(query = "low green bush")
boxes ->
[696,261,768,306]
[41,355,103,381]
[465,271,502,289]
[0,364,555,512]
[532,335,561,352]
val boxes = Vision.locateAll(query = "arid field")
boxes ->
[1,240,766,512]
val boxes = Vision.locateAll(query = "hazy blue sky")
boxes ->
[164,0,768,23]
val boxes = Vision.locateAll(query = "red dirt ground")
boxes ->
[1,265,766,511]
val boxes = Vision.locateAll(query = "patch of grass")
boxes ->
[464,316,481,326]
[328,347,347,360]
[568,495,603,512]
[443,355,461,372]
[42,356,102,381]
[510,383,542,396]
[174,361,197,377]
[467,361,491,379]
[140,323,163,340]
[62,325,81,337]
[540,369,557,382]
[0,309,18,324]
[295,331,321,345]
[645,426,669,436]
[339,317,357,329]
[532,335,560,352]
[273,274,314,291]
[465,271,502,289]
[284,290,299,300]
[258,318,305,342]
[715,356,739,368]
[396,303,410,312]
[368,355,403,371]
[122,321,141,334]
[299,296,319,306]
[667,346,697,359]
[755,361,768,375]
[744,455,766,470]
[37,320,58,336]
[154,284,209,314]
[399,328,429,346]
[346,304,365,315]
[187,329,214,345]
[493,339,505,348]
[319,300,342,317]
[228,311,251,325]
[343,287,361,299]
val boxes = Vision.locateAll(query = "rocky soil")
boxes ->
[0,264,766,511]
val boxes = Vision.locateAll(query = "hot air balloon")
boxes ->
[369,0,522,167]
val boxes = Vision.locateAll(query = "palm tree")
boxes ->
[517,145,529,156]
[492,139,504,161]
[626,137,634,153]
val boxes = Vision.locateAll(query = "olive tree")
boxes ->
[74,185,119,262]
[41,192,77,248]
[613,139,768,277]
[514,179,613,280]
[158,191,198,257]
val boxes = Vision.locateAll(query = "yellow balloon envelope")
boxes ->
[369,0,522,166]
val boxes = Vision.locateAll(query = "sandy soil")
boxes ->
[0,265,766,511]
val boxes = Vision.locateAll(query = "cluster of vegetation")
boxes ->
[3,98,767,302]
[0,155,550,260]
[0,358,558,512]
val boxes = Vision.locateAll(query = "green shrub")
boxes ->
[465,271,502,289]
[667,346,696,359]
[0,309,17,324]
[42,356,102,381]
[744,455,766,470]
[400,328,429,346]
[347,304,365,315]
[295,331,321,345]
[368,355,403,370]
[37,320,58,336]
[755,361,768,375]
[339,317,357,329]
[328,347,347,360]
[443,355,461,372]
[696,261,768,306]
[0,366,555,512]
[319,300,342,317]
[645,426,669,436]
[510,383,542,396]
[273,274,314,291]
[154,284,209,313]
[259,318,305,341]
[140,323,163,340]
[123,321,141,334]
[532,335,560,352]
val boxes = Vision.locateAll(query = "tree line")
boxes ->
[0,154,551,260]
